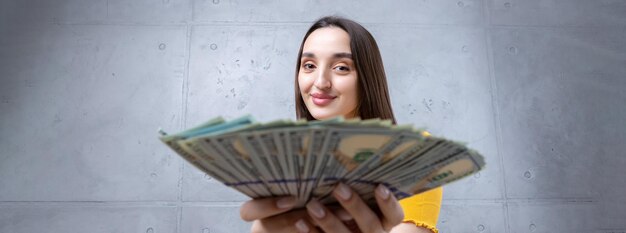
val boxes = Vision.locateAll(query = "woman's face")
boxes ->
[298,27,359,120]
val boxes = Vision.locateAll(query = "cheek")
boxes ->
[336,75,359,98]
[298,74,311,93]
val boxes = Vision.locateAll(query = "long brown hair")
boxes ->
[294,16,397,124]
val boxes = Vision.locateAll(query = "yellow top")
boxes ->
[398,187,442,233]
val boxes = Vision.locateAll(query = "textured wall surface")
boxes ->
[1,0,625,232]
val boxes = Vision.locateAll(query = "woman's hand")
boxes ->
[305,183,404,233]
[240,195,315,233]
[240,183,405,233]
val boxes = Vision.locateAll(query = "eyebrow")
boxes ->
[302,52,353,59]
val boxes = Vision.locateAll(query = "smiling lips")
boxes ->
[311,93,336,106]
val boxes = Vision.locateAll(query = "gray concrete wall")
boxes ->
[1,0,625,232]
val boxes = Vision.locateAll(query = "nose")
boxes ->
[313,66,331,90]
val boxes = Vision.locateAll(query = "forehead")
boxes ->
[302,27,351,54]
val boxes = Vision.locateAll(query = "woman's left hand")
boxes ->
[305,183,405,233]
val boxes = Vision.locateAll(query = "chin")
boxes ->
[309,110,337,120]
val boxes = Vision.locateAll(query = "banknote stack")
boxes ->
[159,115,485,207]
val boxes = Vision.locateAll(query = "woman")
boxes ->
[240,16,443,233]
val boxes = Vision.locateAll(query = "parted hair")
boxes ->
[294,16,397,124]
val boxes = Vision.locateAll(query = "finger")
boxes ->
[253,219,319,233]
[333,208,353,222]
[240,196,297,221]
[294,218,322,233]
[374,184,404,231]
[333,183,383,232]
[343,220,363,233]
[252,209,321,233]
[305,199,352,233]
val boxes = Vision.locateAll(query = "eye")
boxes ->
[302,62,316,72]
[334,65,351,73]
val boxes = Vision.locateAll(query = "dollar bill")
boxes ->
[158,115,486,208]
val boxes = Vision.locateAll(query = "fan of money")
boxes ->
[159,115,485,207]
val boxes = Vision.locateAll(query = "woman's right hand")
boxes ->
[240,183,404,233]
[241,196,319,233]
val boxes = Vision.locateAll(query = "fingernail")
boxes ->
[276,196,296,209]
[334,183,352,201]
[336,209,353,221]
[295,219,310,233]
[376,184,391,200]
[306,199,326,219]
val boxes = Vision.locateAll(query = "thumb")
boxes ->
[240,196,297,221]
